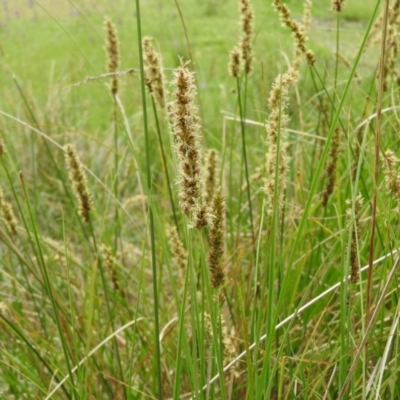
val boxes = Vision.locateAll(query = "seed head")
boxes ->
[239,0,255,74]
[143,36,167,109]
[207,191,226,289]
[64,144,92,223]
[0,188,18,235]
[169,60,203,216]
[104,17,120,95]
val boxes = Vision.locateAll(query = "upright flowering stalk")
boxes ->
[169,60,204,219]
[104,17,120,96]
[265,68,299,215]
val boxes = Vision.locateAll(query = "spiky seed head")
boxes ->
[64,144,92,223]
[142,36,167,110]
[207,190,225,289]
[104,17,120,95]
[169,59,203,216]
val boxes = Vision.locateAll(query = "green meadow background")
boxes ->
[1,0,399,399]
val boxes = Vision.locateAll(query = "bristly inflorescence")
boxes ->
[64,144,92,223]
[207,190,226,289]
[346,195,363,284]
[239,0,255,75]
[332,0,345,12]
[265,68,299,215]
[142,36,167,110]
[0,188,18,235]
[167,225,188,280]
[203,149,219,206]
[104,17,120,95]
[169,59,204,220]
[273,0,315,67]
[322,127,341,207]
[228,46,242,78]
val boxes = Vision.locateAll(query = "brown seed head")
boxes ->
[203,149,219,205]
[346,195,363,284]
[229,46,242,78]
[332,0,345,12]
[0,188,18,235]
[207,190,225,289]
[104,17,120,95]
[239,0,255,74]
[142,36,167,109]
[64,144,92,223]
[167,225,188,279]
[273,0,315,66]
[322,127,341,207]
[169,60,203,216]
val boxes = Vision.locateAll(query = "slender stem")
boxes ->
[134,1,162,398]
[236,76,255,247]
[113,95,120,253]
[151,98,179,228]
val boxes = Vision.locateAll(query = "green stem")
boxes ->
[134,1,162,398]
[151,98,179,228]
[236,76,256,248]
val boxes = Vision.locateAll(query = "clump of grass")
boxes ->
[64,144,92,223]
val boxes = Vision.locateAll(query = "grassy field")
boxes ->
[1,0,400,399]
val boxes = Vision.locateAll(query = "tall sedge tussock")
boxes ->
[346,195,363,284]
[322,127,341,207]
[208,190,226,289]
[64,144,92,223]
[265,68,299,215]
[104,16,120,95]
[142,36,167,110]
[169,59,204,221]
